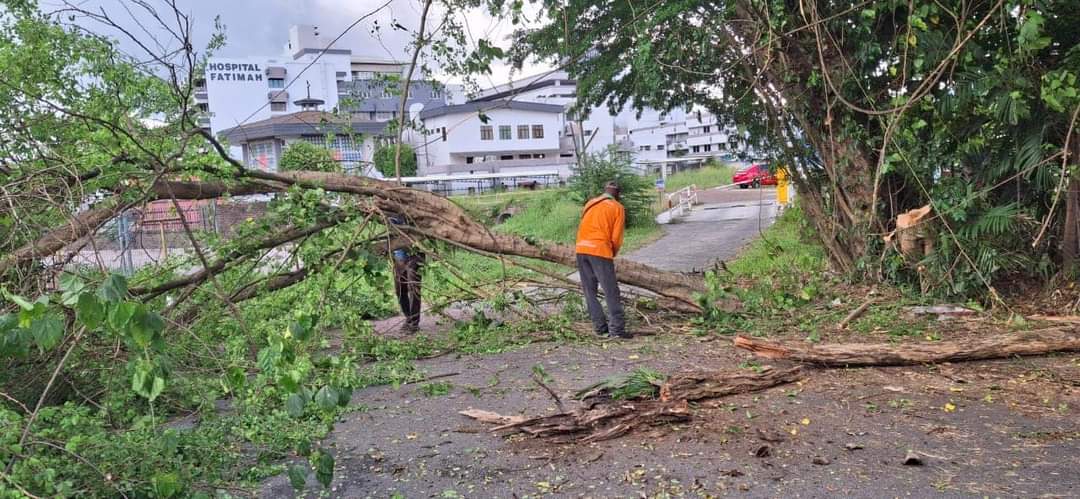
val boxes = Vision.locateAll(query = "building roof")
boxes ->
[399,169,561,183]
[218,111,388,143]
[418,100,565,120]
[474,70,574,101]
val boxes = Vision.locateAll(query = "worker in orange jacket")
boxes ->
[575,181,628,339]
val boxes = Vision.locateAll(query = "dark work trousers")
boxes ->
[576,254,626,336]
[393,254,424,329]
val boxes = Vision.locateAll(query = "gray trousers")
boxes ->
[576,254,625,336]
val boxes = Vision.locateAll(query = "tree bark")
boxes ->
[1062,164,1079,270]
[733,328,1080,367]
[659,366,804,402]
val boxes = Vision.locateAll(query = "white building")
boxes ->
[413,70,684,177]
[416,100,572,176]
[197,25,459,161]
[626,111,752,176]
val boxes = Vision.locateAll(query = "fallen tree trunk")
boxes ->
[243,170,707,310]
[461,366,800,442]
[659,366,804,401]
[0,197,128,276]
[0,178,282,278]
[733,328,1080,367]
[6,170,706,311]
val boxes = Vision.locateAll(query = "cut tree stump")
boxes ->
[733,327,1080,367]
[460,367,801,442]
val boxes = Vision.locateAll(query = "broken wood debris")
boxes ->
[460,367,802,443]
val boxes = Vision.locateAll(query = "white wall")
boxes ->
[205,55,347,136]
[418,108,563,175]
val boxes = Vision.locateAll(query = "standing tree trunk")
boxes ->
[1063,139,1080,271]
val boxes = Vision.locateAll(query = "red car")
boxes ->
[733,163,777,188]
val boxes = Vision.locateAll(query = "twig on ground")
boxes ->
[838,297,876,329]
[532,371,566,413]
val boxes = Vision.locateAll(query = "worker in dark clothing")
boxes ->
[389,213,424,333]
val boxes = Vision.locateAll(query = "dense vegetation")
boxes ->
[372,143,418,178]
[521,0,1080,299]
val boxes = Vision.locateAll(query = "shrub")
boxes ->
[373,143,418,178]
[568,147,654,226]
[279,141,339,172]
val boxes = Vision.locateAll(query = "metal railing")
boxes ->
[666,184,698,217]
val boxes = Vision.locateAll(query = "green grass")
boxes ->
[657,163,735,192]
[697,205,833,335]
[726,205,827,278]
[699,204,937,340]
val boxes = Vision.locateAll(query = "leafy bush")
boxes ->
[373,143,418,178]
[279,141,339,172]
[568,147,654,226]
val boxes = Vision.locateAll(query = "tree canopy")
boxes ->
[520,0,1080,297]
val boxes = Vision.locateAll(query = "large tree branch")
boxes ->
[242,169,706,310]
[0,179,285,277]
[131,211,350,299]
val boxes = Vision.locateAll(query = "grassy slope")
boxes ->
[705,205,946,340]
[656,164,735,192]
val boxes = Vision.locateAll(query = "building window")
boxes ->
[270,102,287,112]
[517,125,529,139]
[382,88,394,99]
[498,125,512,140]
[441,127,447,142]
[703,126,711,133]
[536,153,545,159]
[480,125,493,141]
[430,87,442,98]
[268,78,285,89]
[466,156,474,164]
[247,141,278,171]
[352,71,374,80]
[657,145,665,151]
[301,135,363,168]
[643,145,651,151]
[704,144,712,152]
[692,145,700,153]
[519,154,532,159]
[500,155,514,160]
[531,125,544,139]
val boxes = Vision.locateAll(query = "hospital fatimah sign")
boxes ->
[206,63,263,82]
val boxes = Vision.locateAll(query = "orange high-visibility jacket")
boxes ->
[575,194,626,260]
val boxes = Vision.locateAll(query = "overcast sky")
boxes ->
[42,0,551,84]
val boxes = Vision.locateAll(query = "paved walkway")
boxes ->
[633,188,778,272]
